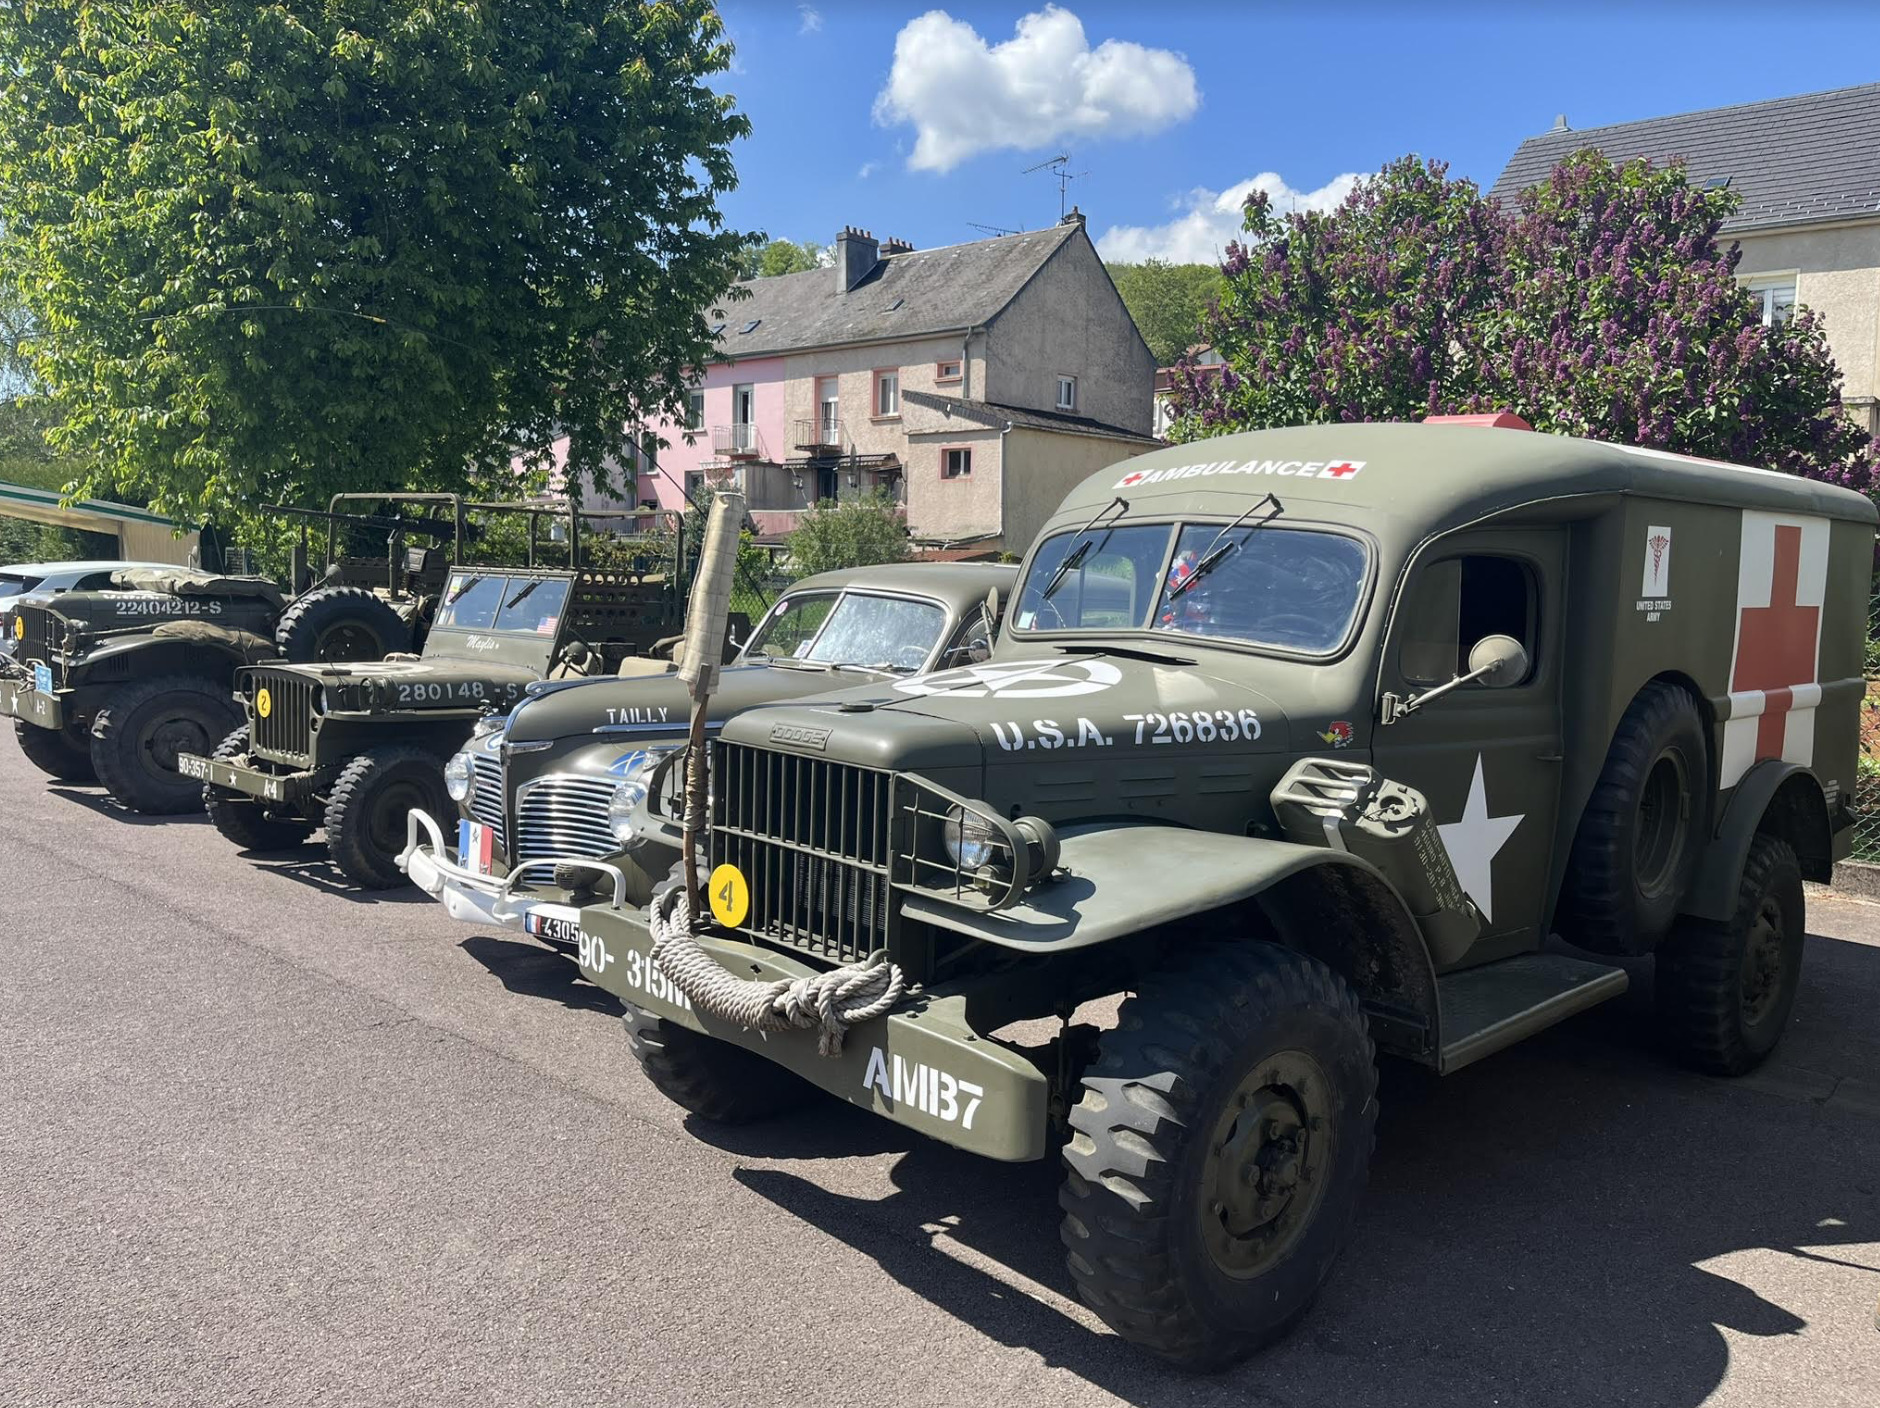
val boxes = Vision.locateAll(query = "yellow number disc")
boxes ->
[11,616,20,639]
[255,687,272,719]
[708,863,750,928]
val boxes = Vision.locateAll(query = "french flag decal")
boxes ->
[457,819,494,875]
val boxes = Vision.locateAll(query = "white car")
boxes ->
[0,559,179,654]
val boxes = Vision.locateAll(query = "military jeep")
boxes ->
[554,421,1871,1368]
[398,561,1015,940]
[183,500,720,888]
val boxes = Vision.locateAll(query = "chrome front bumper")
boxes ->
[398,808,630,935]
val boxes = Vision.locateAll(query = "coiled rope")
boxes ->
[646,879,906,1057]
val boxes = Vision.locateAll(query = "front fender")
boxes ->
[903,822,1408,952]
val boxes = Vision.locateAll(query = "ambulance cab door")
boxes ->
[1372,527,1567,962]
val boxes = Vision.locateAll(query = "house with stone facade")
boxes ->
[1492,83,1880,436]
[620,214,1158,554]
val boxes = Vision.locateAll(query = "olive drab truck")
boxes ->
[180,498,735,890]
[535,420,1873,1369]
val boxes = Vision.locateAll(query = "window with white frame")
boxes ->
[1056,375,1077,410]
[875,369,900,417]
[1743,275,1797,327]
[685,389,705,431]
[936,359,962,383]
[943,447,972,479]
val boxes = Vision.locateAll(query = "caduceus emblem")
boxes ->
[1648,532,1669,582]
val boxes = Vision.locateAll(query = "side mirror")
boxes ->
[1466,633,1529,688]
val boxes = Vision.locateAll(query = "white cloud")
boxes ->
[857,161,879,180]
[873,6,1198,174]
[797,5,822,35]
[1095,172,1366,263]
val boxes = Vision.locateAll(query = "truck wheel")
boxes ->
[623,1003,816,1124]
[1558,681,1709,956]
[1654,834,1804,1075]
[90,674,241,814]
[14,716,96,782]
[1059,942,1376,1370]
[275,587,407,664]
[323,745,449,888]
[203,725,312,851]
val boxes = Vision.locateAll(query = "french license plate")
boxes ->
[457,819,495,876]
[176,753,212,781]
[33,663,52,695]
[523,904,583,944]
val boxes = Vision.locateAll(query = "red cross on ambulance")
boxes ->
[1720,511,1829,789]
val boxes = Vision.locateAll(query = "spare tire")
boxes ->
[276,587,407,664]
[1558,681,1709,956]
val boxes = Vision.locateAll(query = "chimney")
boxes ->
[1551,113,1569,132]
[1059,205,1086,227]
[835,226,878,293]
[880,236,914,257]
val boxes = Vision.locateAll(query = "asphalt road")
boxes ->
[2,740,1877,1408]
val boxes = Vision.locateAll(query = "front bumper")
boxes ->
[574,901,1053,1162]
[177,751,315,804]
[397,808,630,944]
[0,676,63,729]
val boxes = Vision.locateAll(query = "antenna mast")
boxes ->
[1022,153,1089,220]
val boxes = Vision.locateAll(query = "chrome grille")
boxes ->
[515,774,619,861]
[467,751,506,850]
[248,669,316,764]
[711,741,893,965]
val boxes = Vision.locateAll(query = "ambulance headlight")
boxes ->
[943,805,998,871]
[443,750,473,802]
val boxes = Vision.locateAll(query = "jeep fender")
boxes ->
[78,629,265,679]
[1683,760,1833,922]
[901,822,1442,1061]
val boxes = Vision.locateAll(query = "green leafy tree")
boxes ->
[739,238,825,279]
[0,1,756,524]
[787,490,909,576]
[1106,259,1226,365]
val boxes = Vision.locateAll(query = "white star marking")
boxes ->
[1436,755,1524,924]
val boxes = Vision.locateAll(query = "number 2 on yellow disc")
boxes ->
[708,863,749,927]
[256,687,273,719]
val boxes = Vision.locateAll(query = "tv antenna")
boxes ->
[1022,153,1088,220]
[967,221,1019,238]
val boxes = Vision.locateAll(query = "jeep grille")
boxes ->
[13,605,57,672]
[515,774,619,861]
[710,742,893,965]
[466,752,506,851]
[248,670,316,765]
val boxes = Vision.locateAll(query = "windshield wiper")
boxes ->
[1166,494,1284,602]
[504,579,542,610]
[1040,496,1129,603]
[446,576,484,605]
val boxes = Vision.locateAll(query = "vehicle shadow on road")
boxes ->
[731,932,1880,1407]
[458,935,626,1017]
[47,784,209,825]
[249,855,438,904]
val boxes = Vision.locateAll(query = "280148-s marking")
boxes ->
[862,1047,985,1130]
[394,680,488,705]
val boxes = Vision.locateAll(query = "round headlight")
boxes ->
[942,805,998,870]
[608,778,649,845]
[443,750,472,802]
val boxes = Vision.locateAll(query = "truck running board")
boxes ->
[1435,952,1629,1073]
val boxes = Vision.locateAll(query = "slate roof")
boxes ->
[1489,83,1880,233]
[705,224,1080,360]
[901,390,1160,445]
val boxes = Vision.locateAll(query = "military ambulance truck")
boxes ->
[543,421,1873,1367]
[399,562,1015,939]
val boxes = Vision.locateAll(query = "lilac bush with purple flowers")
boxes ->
[1171,152,1878,494]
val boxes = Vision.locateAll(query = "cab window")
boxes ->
[436,573,506,630]
[1152,524,1368,654]
[747,592,837,658]
[493,577,570,635]
[1400,554,1536,684]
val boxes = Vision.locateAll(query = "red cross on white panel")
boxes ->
[1720,512,1828,788]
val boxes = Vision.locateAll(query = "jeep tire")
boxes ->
[203,724,312,851]
[90,674,242,814]
[624,1004,818,1123]
[1654,833,1804,1075]
[1558,681,1709,956]
[14,715,96,782]
[323,744,450,888]
[1059,941,1376,1370]
[275,587,407,664]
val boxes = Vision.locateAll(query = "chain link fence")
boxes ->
[1849,588,1880,862]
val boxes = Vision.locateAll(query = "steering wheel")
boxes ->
[1030,596,1070,631]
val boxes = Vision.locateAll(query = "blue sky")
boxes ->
[715,1,1880,263]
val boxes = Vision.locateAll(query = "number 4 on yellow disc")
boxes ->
[707,863,749,927]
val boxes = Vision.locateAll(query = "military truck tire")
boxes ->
[623,1003,818,1123]
[1059,942,1376,1370]
[1654,833,1804,1076]
[14,716,97,782]
[1558,681,1709,957]
[324,745,451,889]
[90,674,242,814]
[275,587,408,664]
[203,725,312,851]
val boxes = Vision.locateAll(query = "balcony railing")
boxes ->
[792,417,845,453]
[710,423,762,460]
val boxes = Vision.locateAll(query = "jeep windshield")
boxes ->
[434,572,571,636]
[1014,520,1368,655]
[744,589,945,674]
